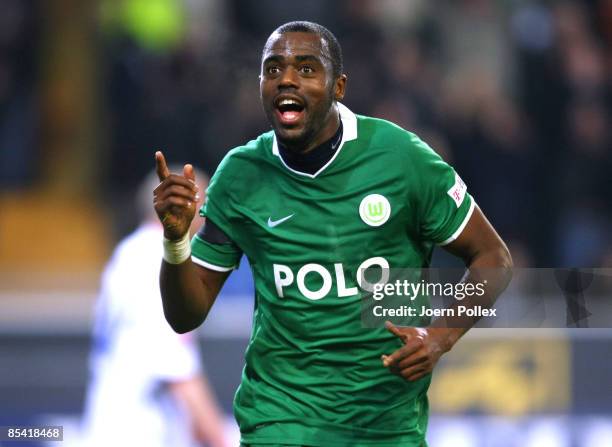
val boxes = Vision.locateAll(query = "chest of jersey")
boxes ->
[237,168,407,260]
[228,152,430,306]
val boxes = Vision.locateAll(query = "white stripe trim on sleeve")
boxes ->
[191,256,236,272]
[438,199,476,246]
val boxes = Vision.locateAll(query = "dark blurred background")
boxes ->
[0,1,611,446]
[2,0,611,269]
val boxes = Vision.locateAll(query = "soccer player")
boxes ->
[82,169,228,447]
[153,21,512,446]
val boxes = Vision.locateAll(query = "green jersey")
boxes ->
[191,104,474,446]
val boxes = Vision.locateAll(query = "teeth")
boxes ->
[279,99,299,106]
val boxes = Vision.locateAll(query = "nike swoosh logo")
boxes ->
[267,214,295,228]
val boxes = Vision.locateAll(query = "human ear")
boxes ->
[335,74,347,101]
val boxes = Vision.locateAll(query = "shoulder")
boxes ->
[206,132,275,201]
[355,114,440,164]
[214,131,274,177]
[105,226,162,272]
[118,225,160,253]
[357,114,413,142]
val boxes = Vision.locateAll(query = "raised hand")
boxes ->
[153,151,200,240]
[381,321,453,382]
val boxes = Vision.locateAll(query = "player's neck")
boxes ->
[282,106,341,154]
[277,121,343,176]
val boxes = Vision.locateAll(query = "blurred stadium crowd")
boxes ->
[1,0,611,269]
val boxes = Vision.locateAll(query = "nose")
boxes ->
[278,66,299,89]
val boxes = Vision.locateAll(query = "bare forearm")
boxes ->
[153,153,229,333]
[431,246,513,348]
[383,208,513,380]
[160,260,215,333]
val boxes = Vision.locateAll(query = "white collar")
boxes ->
[271,102,358,178]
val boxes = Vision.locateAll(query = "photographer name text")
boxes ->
[372,305,496,317]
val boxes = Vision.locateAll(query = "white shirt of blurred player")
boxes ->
[81,223,202,447]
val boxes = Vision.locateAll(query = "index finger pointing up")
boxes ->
[155,151,170,181]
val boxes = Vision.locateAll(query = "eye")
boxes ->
[266,66,281,75]
[299,65,314,74]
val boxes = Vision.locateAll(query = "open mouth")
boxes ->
[275,97,305,126]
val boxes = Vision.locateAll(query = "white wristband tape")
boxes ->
[163,232,191,264]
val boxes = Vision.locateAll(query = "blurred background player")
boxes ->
[80,167,228,447]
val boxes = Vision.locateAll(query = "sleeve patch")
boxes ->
[447,173,467,208]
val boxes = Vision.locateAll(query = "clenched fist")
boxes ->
[153,151,200,240]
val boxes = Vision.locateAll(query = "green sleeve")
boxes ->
[191,234,241,271]
[409,134,475,245]
[190,157,243,271]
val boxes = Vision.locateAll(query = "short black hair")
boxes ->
[265,21,344,79]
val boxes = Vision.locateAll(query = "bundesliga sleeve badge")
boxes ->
[447,173,467,208]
